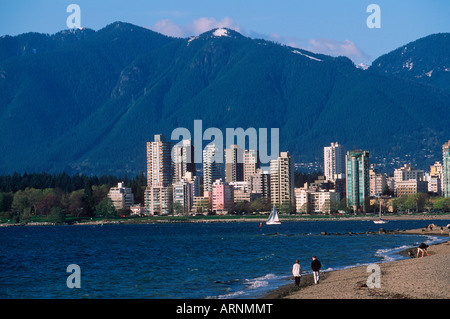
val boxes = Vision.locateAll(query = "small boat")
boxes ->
[374,199,388,224]
[266,206,281,225]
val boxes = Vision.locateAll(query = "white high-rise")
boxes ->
[324,142,345,181]
[145,134,173,215]
[202,143,224,193]
[270,151,294,210]
[146,134,173,188]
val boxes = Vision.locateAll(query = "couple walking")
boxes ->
[292,256,322,287]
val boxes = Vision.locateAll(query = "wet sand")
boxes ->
[263,226,450,299]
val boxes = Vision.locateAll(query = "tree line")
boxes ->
[0,172,146,223]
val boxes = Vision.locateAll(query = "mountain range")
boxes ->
[0,22,449,176]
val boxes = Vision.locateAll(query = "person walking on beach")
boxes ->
[311,256,322,284]
[292,260,302,287]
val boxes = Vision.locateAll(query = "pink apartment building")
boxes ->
[211,179,234,214]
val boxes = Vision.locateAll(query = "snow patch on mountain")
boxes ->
[213,28,229,37]
[291,50,322,62]
[355,63,369,70]
[403,59,414,70]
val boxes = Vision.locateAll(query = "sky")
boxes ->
[0,0,449,65]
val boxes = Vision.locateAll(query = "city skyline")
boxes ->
[143,132,450,215]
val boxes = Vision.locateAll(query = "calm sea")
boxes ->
[1,219,449,299]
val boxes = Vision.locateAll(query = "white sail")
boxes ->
[266,206,281,225]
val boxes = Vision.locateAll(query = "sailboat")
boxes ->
[373,198,388,224]
[266,206,281,225]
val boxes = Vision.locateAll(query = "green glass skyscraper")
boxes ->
[443,140,450,198]
[346,150,370,214]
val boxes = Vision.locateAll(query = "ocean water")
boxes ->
[1,219,449,299]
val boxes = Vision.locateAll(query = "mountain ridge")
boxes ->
[0,22,449,176]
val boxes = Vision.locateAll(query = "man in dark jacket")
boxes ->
[311,256,322,284]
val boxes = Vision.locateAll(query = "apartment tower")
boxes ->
[270,151,295,211]
[145,134,173,215]
[172,139,195,182]
[224,144,244,183]
[443,140,450,198]
[203,143,224,193]
[324,142,346,181]
[346,150,370,213]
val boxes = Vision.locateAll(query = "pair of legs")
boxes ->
[313,271,320,284]
[417,247,429,258]
[294,276,301,287]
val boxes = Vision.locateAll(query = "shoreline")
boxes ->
[262,227,450,299]
[2,213,450,227]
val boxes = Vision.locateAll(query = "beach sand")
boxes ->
[263,227,450,299]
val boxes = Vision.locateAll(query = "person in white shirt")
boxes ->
[292,259,301,287]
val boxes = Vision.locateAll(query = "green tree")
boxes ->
[95,197,116,218]
[279,201,294,214]
[0,192,13,212]
[48,207,66,223]
[67,190,84,217]
[172,202,184,215]
[82,179,94,216]
[249,197,271,213]
[234,201,250,215]
[433,197,450,212]
[11,190,29,213]
[36,192,61,216]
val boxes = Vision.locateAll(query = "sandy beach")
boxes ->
[264,226,450,299]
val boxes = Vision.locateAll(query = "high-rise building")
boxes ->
[243,149,260,182]
[146,134,173,188]
[248,168,270,199]
[270,151,294,211]
[369,167,387,197]
[145,186,173,215]
[324,142,346,181]
[173,179,193,215]
[346,150,370,213]
[182,171,201,197]
[224,144,244,183]
[443,140,450,197]
[428,161,443,196]
[172,139,195,182]
[145,134,173,215]
[203,143,224,193]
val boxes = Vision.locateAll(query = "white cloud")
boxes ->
[152,19,184,38]
[188,16,240,35]
[151,16,240,38]
[295,38,372,64]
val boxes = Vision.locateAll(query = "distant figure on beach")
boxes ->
[417,243,429,258]
[311,256,322,284]
[292,260,302,287]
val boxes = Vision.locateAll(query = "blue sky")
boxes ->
[1,0,449,64]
